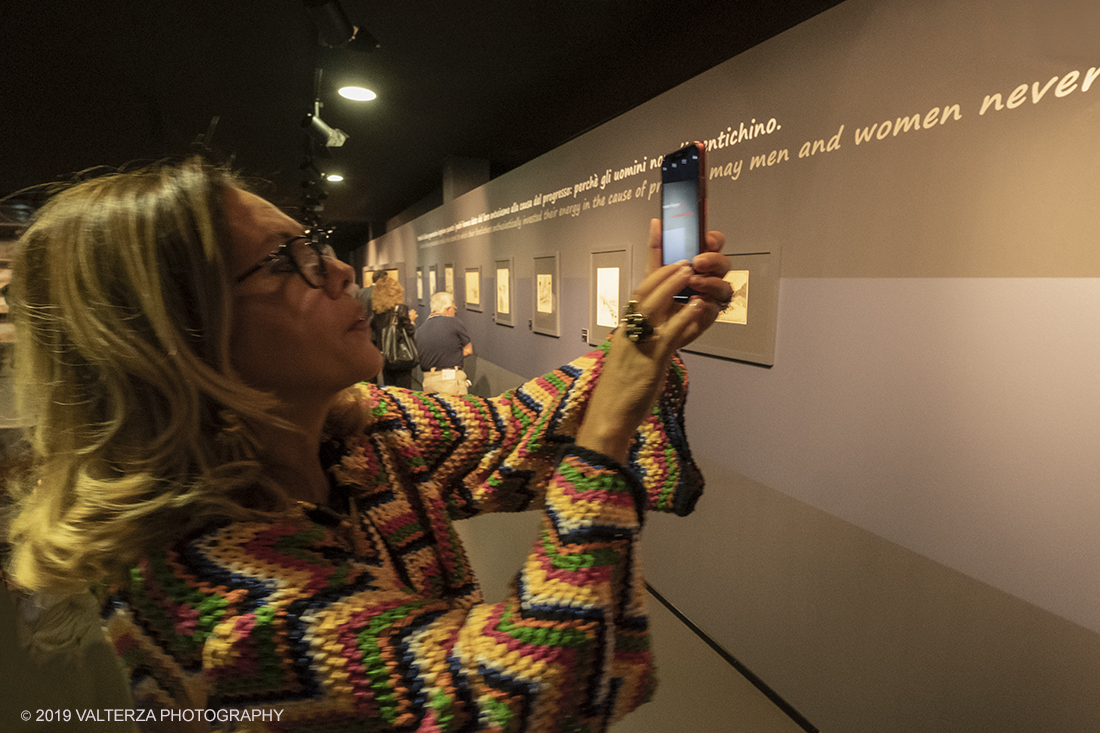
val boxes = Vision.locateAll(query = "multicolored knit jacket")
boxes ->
[105,343,704,732]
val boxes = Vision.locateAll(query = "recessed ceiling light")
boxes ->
[326,174,344,182]
[338,86,376,101]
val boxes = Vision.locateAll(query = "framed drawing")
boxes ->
[429,266,438,302]
[494,259,514,327]
[532,252,560,337]
[364,263,406,291]
[386,264,407,302]
[683,247,781,366]
[464,266,481,312]
[416,266,424,305]
[444,264,455,295]
[588,249,631,345]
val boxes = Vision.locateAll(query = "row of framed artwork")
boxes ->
[367,246,780,366]
[371,256,560,334]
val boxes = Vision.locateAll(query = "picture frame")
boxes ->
[429,265,438,302]
[464,266,481,312]
[682,247,781,366]
[444,263,455,295]
[588,249,632,345]
[416,266,424,306]
[363,263,407,292]
[494,258,514,327]
[532,252,560,337]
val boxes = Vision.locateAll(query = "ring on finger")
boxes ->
[622,300,655,343]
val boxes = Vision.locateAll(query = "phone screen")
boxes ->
[661,144,704,267]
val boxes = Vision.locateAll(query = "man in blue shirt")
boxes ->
[416,291,473,395]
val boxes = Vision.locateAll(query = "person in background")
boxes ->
[2,157,731,732]
[369,275,418,389]
[417,290,473,395]
[356,268,387,320]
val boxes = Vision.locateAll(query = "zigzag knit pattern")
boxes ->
[105,343,704,732]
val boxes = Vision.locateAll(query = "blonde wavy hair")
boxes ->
[5,158,297,596]
[370,275,405,313]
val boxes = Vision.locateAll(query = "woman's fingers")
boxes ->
[702,229,726,255]
[648,221,726,274]
[690,232,732,309]
[633,254,731,325]
[647,219,731,306]
[688,270,734,305]
[641,265,693,321]
[627,221,732,348]
[666,296,721,348]
[632,260,691,313]
[693,251,728,278]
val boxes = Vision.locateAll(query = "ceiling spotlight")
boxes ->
[338,86,376,101]
[326,174,344,182]
[304,0,356,47]
[302,110,349,147]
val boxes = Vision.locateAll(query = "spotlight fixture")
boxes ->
[301,101,349,148]
[326,174,344,182]
[303,0,355,47]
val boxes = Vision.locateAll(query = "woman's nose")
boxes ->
[325,257,355,298]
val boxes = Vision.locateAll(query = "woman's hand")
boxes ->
[574,220,732,463]
[646,217,731,343]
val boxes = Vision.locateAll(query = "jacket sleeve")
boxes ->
[106,449,656,732]
[352,341,704,518]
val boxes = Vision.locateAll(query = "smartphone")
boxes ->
[660,141,707,301]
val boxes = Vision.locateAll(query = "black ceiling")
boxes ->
[0,0,844,238]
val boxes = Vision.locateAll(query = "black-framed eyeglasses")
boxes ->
[235,228,336,289]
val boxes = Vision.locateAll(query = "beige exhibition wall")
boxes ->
[364,0,1100,729]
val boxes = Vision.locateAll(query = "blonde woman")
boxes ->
[369,275,418,389]
[4,158,731,731]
